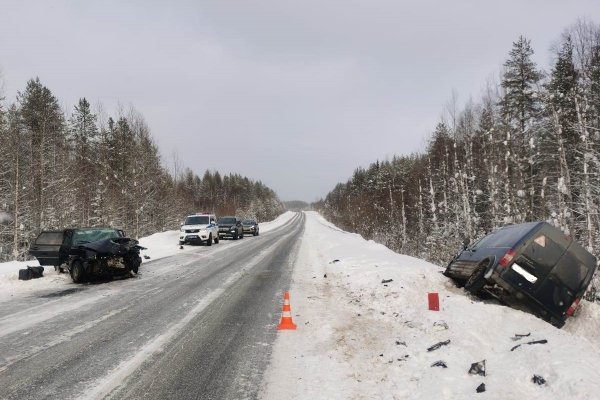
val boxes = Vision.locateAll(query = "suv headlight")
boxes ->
[180,228,185,233]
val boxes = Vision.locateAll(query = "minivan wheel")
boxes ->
[464,262,487,294]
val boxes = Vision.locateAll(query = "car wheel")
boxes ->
[233,233,238,240]
[214,236,219,244]
[207,234,213,246]
[71,260,85,283]
[464,262,488,295]
[240,231,244,239]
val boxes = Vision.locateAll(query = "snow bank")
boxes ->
[262,211,600,400]
[260,211,296,233]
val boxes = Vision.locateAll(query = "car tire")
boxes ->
[464,262,488,295]
[207,234,213,246]
[71,260,85,284]
[240,231,244,239]
[233,233,238,240]
[214,236,219,244]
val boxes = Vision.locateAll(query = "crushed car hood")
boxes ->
[80,237,145,256]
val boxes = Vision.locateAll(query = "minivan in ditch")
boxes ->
[444,221,597,327]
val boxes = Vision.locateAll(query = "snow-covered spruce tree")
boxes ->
[540,36,580,237]
[17,78,66,236]
[68,98,99,227]
[500,36,543,222]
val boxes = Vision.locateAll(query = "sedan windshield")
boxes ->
[73,228,122,244]
[218,217,236,225]
[184,216,210,225]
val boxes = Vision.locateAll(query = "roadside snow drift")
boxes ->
[262,212,600,400]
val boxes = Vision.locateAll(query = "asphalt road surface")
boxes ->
[0,212,304,400]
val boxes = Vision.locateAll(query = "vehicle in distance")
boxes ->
[29,227,145,283]
[179,213,219,246]
[242,219,259,236]
[444,221,597,328]
[218,216,244,240]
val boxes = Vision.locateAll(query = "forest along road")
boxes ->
[0,212,304,400]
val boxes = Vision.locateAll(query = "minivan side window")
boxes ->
[474,224,535,249]
[554,251,588,291]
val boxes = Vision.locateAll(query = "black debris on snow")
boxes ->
[532,375,546,385]
[511,332,531,341]
[433,320,449,330]
[468,360,486,377]
[431,360,447,368]
[427,340,451,352]
[381,278,393,284]
[510,339,548,352]
[476,383,486,393]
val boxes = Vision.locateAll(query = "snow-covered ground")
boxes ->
[0,211,296,301]
[262,211,600,400]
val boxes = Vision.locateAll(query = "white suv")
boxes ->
[179,213,219,246]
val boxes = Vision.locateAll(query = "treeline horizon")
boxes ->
[0,78,282,261]
[316,19,600,295]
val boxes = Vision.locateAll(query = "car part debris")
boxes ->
[476,383,486,393]
[395,340,407,346]
[143,255,151,260]
[330,259,340,264]
[532,375,546,385]
[433,321,449,330]
[427,339,450,352]
[511,332,531,341]
[382,278,393,284]
[431,360,447,368]
[510,339,548,352]
[468,360,486,376]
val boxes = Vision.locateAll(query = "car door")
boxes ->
[29,231,65,266]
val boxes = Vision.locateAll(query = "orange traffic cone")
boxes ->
[277,291,297,330]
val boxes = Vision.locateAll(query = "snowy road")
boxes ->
[0,212,304,400]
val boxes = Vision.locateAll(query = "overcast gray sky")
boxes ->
[1,1,599,201]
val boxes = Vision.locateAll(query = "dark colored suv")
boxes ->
[242,219,259,236]
[444,221,597,327]
[217,216,244,240]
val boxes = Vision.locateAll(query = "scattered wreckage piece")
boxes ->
[468,360,486,376]
[510,339,548,352]
[431,360,447,368]
[427,339,450,352]
[29,227,145,283]
[532,375,546,385]
[476,383,486,393]
[511,332,531,341]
